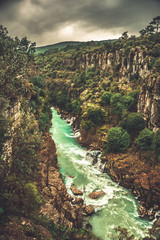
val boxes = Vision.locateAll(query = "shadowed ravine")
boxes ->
[49,108,152,240]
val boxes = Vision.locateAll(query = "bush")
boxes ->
[87,108,105,125]
[80,119,94,130]
[110,93,122,105]
[120,112,145,135]
[24,183,42,211]
[121,95,134,110]
[136,128,155,150]
[38,112,50,132]
[153,57,160,72]
[1,178,42,215]
[107,127,130,152]
[111,102,125,117]
[100,92,112,106]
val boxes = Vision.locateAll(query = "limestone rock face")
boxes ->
[2,97,22,164]
[138,75,160,131]
[89,191,105,199]
[61,46,160,131]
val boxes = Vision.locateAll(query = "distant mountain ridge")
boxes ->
[36,39,117,54]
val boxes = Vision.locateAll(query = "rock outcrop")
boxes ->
[39,135,82,229]
[2,97,22,164]
[84,205,95,216]
[89,191,105,199]
[59,46,160,131]
[105,152,160,219]
[70,185,83,196]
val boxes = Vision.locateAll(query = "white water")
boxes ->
[50,108,152,239]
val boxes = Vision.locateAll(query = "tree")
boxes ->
[20,36,36,56]
[100,92,112,106]
[146,24,155,35]
[107,127,130,152]
[150,16,160,33]
[121,31,129,40]
[0,26,36,104]
[139,29,147,36]
[120,112,145,135]
[87,108,105,125]
[136,128,155,151]
[139,16,160,36]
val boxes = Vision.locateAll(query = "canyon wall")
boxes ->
[63,47,160,131]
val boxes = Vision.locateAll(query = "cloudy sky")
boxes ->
[0,0,159,46]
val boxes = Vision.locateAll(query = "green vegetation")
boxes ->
[1,16,160,239]
[136,128,155,151]
[35,16,160,159]
[11,112,41,180]
[120,112,145,135]
[107,127,130,152]
[0,26,43,223]
[0,25,102,240]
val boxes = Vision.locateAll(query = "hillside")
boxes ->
[36,41,81,54]
[36,39,117,54]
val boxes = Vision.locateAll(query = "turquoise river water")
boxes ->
[49,108,152,240]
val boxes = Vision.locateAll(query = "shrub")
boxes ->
[136,128,155,150]
[24,183,42,211]
[110,93,122,105]
[80,119,94,130]
[111,102,125,117]
[100,92,112,106]
[107,127,130,152]
[120,112,145,134]
[38,112,50,132]
[121,95,134,110]
[1,178,42,215]
[153,57,160,72]
[71,100,81,114]
[87,108,105,125]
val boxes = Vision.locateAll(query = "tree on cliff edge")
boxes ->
[150,16,160,33]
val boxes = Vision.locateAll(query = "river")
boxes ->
[49,108,152,240]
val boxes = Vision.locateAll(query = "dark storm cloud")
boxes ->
[0,0,23,7]
[0,0,159,45]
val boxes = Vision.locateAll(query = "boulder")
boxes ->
[84,205,95,216]
[89,190,105,199]
[72,198,84,205]
[138,205,148,217]
[70,185,83,196]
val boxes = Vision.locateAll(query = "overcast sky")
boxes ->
[0,0,159,46]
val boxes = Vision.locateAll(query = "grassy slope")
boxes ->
[36,39,117,54]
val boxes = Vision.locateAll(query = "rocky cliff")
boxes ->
[39,134,83,229]
[1,98,22,164]
[61,46,160,131]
